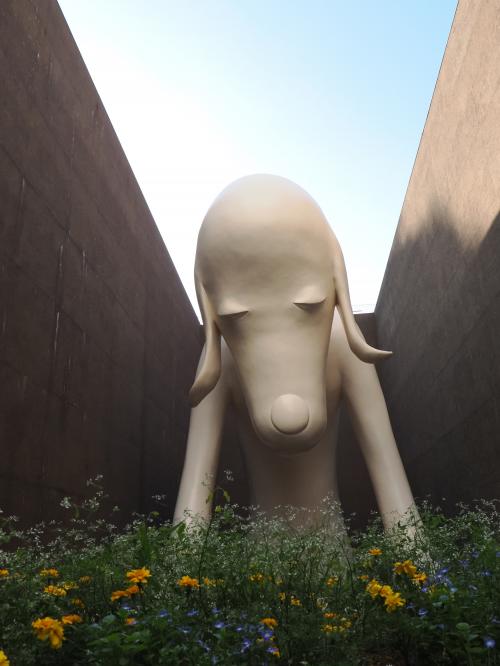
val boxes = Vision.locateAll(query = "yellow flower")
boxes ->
[383,592,405,612]
[326,576,338,587]
[341,617,352,629]
[40,568,59,579]
[32,617,65,649]
[358,574,369,581]
[323,612,337,619]
[62,581,79,591]
[249,572,265,583]
[268,646,280,657]
[368,548,382,556]
[321,623,336,633]
[111,589,129,602]
[125,617,137,626]
[366,579,383,599]
[126,567,151,584]
[44,585,67,597]
[0,570,9,578]
[0,650,10,666]
[61,614,82,625]
[393,560,417,577]
[260,617,278,629]
[177,575,200,589]
[412,572,427,585]
[71,598,85,608]
[378,584,393,599]
[125,584,141,596]
[290,595,301,606]
[278,592,286,602]
[79,575,92,584]
[203,577,216,587]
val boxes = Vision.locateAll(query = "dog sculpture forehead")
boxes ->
[196,174,333,297]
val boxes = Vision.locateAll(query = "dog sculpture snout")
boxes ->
[270,394,309,434]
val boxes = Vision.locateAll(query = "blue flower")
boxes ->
[236,625,244,632]
[437,567,449,575]
[471,550,479,559]
[406,603,415,610]
[241,637,252,653]
[459,559,469,568]
[211,607,220,615]
[186,609,199,617]
[480,570,492,577]
[121,604,132,611]
[158,609,169,618]
[260,629,274,641]
[491,616,500,625]
[484,637,496,649]
[418,608,428,618]
[197,639,210,652]
[449,586,457,593]
[214,620,226,630]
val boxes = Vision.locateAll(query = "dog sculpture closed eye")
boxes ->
[174,174,417,529]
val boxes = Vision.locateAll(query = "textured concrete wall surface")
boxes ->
[0,0,201,523]
[376,0,500,504]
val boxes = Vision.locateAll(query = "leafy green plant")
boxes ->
[0,480,498,665]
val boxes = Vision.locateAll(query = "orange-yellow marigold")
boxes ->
[177,575,200,589]
[125,567,151,584]
[368,548,382,556]
[32,617,65,649]
[40,568,59,579]
[260,617,278,629]
[44,585,67,597]
[0,570,9,579]
[61,614,82,625]
[0,649,10,666]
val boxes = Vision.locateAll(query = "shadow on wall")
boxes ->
[376,202,500,507]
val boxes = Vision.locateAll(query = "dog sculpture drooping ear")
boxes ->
[329,231,392,363]
[189,276,221,407]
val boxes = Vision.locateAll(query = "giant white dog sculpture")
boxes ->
[174,174,416,529]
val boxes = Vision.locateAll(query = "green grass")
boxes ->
[0,478,499,665]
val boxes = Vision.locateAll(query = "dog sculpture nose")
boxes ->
[271,394,309,434]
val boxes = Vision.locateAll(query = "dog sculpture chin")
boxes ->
[174,174,417,530]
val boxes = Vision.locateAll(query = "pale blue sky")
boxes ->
[58,0,457,314]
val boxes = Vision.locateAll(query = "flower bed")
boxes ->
[0,479,498,665]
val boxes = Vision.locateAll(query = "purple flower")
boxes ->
[197,639,210,652]
[186,609,199,617]
[437,567,449,575]
[158,609,169,618]
[484,637,496,649]
[211,607,220,615]
[214,620,226,630]
[236,625,244,632]
[241,638,252,653]
[260,629,274,641]
[418,608,428,618]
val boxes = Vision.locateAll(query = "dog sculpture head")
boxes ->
[190,174,391,453]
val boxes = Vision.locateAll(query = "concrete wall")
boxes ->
[0,0,201,524]
[375,0,500,504]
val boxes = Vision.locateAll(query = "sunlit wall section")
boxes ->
[0,1,201,523]
[376,0,500,504]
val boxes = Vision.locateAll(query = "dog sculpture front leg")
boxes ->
[335,318,418,530]
[173,345,229,525]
